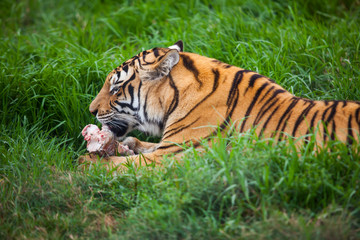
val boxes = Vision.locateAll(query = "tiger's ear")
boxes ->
[138,49,180,81]
[168,40,183,52]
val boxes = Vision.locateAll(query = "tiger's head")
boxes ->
[89,41,183,139]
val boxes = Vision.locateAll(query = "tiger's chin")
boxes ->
[104,121,130,140]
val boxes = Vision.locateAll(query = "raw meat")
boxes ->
[82,124,134,157]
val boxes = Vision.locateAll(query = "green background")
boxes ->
[1,0,359,239]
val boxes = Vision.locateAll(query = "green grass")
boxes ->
[1,0,360,239]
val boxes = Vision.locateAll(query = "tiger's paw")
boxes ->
[78,153,101,170]
[117,144,135,156]
[78,153,98,164]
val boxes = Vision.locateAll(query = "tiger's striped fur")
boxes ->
[83,40,360,169]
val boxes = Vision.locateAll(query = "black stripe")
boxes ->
[137,80,142,109]
[274,97,300,134]
[253,89,287,125]
[253,97,279,125]
[226,70,251,107]
[140,86,165,128]
[157,54,165,62]
[240,82,270,132]
[267,78,276,84]
[182,55,202,88]
[321,105,331,123]
[356,107,360,134]
[128,72,136,81]
[244,74,263,95]
[305,110,319,142]
[158,139,202,154]
[347,115,354,145]
[110,101,117,111]
[292,101,316,136]
[137,58,143,70]
[142,51,148,63]
[164,74,179,119]
[218,116,232,133]
[258,86,275,103]
[116,75,135,98]
[153,48,159,57]
[355,108,360,124]
[122,64,129,73]
[225,71,251,125]
[128,84,134,105]
[110,101,135,114]
[310,110,319,131]
[322,101,338,141]
[253,89,286,125]
[259,105,280,137]
[328,102,339,141]
[249,74,262,88]
[342,100,347,108]
[157,143,183,151]
[162,117,201,140]
[143,92,150,122]
[166,69,220,129]
[326,101,339,123]
[278,112,293,141]
[142,60,156,65]
[163,124,185,138]
[158,98,163,109]
[120,75,135,90]
[330,120,336,141]
[114,100,137,111]
[212,69,220,90]
[212,59,222,64]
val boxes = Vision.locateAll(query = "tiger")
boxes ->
[79,40,360,169]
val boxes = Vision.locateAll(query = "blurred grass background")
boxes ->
[1,0,360,239]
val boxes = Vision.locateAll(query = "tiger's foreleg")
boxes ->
[121,136,159,154]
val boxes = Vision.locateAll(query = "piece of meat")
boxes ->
[81,124,134,157]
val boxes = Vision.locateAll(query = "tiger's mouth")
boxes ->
[105,120,129,138]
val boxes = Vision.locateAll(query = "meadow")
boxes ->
[1,0,360,239]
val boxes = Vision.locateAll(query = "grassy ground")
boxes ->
[1,0,360,239]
